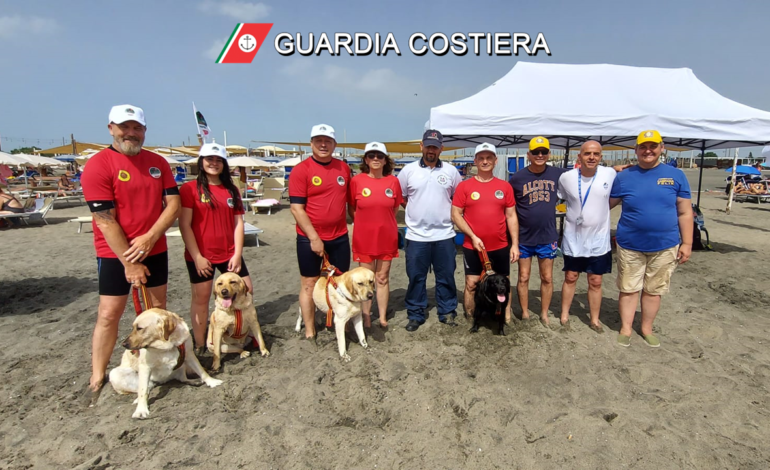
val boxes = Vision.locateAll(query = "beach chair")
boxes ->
[261,177,287,200]
[20,197,54,225]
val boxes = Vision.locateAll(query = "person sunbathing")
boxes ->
[58,174,76,196]
[0,187,26,227]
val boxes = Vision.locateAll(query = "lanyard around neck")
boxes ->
[577,168,596,212]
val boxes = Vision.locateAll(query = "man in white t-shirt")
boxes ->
[398,129,463,331]
[557,141,616,332]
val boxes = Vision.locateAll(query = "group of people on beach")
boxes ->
[80,104,694,400]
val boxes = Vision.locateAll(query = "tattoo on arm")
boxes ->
[93,209,116,222]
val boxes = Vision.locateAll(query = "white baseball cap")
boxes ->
[198,143,227,159]
[364,141,388,155]
[474,142,497,156]
[109,104,146,126]
[310,124,336,140]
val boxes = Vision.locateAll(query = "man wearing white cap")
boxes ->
[289,124,352,341]
[452,143,519,323]
[81,105,181,402]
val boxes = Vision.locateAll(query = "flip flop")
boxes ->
[617,334,631,347]
[643,334,660,348]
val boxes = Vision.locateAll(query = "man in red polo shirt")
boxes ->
[289,124,352,340]
[80,104,181,403]
[452,143,519,322]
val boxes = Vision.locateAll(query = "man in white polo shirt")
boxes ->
[557,141,616,332]
[398,129,462,331]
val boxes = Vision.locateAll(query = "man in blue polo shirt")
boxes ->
[398,129,463,331]
[610,130,693,348]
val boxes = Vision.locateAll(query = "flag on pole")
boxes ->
[193,103,213,145]
[215,23,273,64]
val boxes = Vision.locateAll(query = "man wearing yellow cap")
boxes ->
[509,136,564,325]
[609,130,693,348]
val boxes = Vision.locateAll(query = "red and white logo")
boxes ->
[216,24,273,64]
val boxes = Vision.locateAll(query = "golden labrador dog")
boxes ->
[109,308,222,419]
[208,272,270,371]
[295,267,375,361]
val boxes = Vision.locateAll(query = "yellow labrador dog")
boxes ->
[208,272,270,371]
[109,309,222,419]
[295,267,375,361]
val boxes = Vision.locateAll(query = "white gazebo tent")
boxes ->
[428,62,770,207]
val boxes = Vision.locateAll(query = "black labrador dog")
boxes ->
[470,273,511,336]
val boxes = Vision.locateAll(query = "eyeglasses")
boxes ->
[531,150,550,156]
[366,153,386,160]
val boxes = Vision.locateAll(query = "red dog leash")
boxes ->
[477,248,501,316]
[321,252,344,328]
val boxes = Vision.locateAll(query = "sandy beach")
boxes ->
[1,168,769,469]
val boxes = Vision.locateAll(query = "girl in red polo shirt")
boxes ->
[179,143,251,352]
[349,142,403,328]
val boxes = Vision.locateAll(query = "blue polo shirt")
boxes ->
[610,164,691,252]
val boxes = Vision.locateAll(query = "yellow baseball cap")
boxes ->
[637,130,662,145]
[529,136,550,151]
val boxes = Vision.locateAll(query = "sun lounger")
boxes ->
[69,216,93,233]
[244,223,264,246]
[17,197,55,225]
[251,199,280,215]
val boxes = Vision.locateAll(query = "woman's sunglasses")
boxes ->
[365,153,386,160]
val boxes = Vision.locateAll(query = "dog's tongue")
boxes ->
[221,298,233,308]
[497,294,506,303]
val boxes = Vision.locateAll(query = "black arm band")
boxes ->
[164,186,180,196]
[87,200,115,212]
[289,196,307,204]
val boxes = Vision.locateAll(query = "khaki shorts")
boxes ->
[616,245,678,295]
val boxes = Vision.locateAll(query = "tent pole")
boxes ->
[696,141,706,208]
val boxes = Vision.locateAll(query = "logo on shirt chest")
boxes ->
[312,176,322,186]
[385,188,393,198]
[657,178,675,186]
[118,170,131,182]
[436,174,449,186]
[227,198,234,208]
[337,176,345,186]
[362,188,371,197]
[149,167,161,179]
[603,182,609,189]
[495,190,504,199]
[200,193,211,203]
[470,191,480,200]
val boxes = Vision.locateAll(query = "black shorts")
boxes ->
[463,246,511,277]
[296,234,351,277]
[185,257,250,284]
[562,251,612,275]
[97,252,169,296]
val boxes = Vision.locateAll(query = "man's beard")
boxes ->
[423,153,438,162]
[115,138,142,156]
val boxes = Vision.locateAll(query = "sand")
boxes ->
[1,168,769,469]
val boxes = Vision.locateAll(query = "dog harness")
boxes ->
[478,249,502,316]
[132,284,186,370]
[321,252,356,328]
[226,309,259,348]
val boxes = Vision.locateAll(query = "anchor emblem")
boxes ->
[239,34,257,53]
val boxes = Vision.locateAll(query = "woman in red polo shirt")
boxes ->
[179,143,251,353]
[349,142,403,328]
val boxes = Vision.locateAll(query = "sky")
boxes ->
[1,0,769,156]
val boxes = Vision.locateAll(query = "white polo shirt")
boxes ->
[557,165,616,257]
[398,158,462,242]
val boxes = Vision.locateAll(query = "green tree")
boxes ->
[749,151,754,158]
[10,146,41,155]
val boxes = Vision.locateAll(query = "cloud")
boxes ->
[0,15,58,39]
[279,60,313,77]
[197,1,270,21]
[204,38,227,60]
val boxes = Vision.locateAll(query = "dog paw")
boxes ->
[260,350,271,357]
[132,406,150,419]
[205,378,223,388]
[240,351,251,359]
[341,353,351,362]
[361,340,369,349]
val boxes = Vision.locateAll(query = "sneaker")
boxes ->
[617,334,631,347]
[643,334,660,348]
[405,320,420,332]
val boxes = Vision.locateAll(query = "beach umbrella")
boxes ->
[275,157,302,167]
[15,153,66,167]
[724,165,761,176]
[227,156,276,168]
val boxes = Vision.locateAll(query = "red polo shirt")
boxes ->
[350,173,403,256]
[180,182,245,263]
[452,176,515,251]
[288,157,351,240]
[81,147,176,258]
